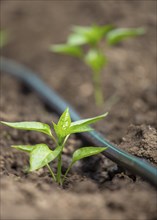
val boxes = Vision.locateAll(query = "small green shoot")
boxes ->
[1,108,108,186]
[0,30,8,48]
[50,24,145,106]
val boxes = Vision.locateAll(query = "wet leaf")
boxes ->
[29,144,62,171]
[68,112,108,135]
[72,146,107,163]
[12,145,35,153]
[52,108,71,142]
[0,121,52,137]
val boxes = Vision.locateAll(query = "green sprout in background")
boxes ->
[50,25,145,106]
[1,108,108,186]
[0,30,8,48]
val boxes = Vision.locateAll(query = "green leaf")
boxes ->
[67,33,87,46]
[68,112,108,135]
[53,108,71,142]
[84,49,107,72]
[72,25,92,35]
[29,144,62,171]
[68,125,93,134]
[72,25,114,36]
[12,145,35,153]
[50,44,83,57]
[70,25,114,46]
[101,25,115,36]
[0,121,52,137]
[72,146,107,164]
[106,27,145,45]
[0,30,8,48]
[58,108,71,131]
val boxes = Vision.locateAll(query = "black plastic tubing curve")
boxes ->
[0,57,157,187]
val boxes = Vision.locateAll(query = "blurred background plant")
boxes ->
[0,30,8,48]
[50,25,145,106]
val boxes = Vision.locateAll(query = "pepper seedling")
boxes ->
[50,24,145,106]
[0,108,108,185]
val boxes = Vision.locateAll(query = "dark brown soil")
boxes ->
[0,1,157,220]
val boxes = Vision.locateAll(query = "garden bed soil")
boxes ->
[0,1,157,220]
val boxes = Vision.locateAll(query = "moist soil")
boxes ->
[0,1,157,220]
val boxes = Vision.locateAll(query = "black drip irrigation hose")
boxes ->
[0,57,157,187]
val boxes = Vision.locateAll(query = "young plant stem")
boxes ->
[46,164,56,182]
[62,162,73,184]
[56,135,69,185]
[92,70,104,106]
[56,152,62,185]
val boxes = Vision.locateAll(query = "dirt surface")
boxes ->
[0,1,157,220]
